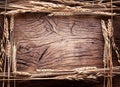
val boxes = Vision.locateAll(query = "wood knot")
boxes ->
[18,45,32,54]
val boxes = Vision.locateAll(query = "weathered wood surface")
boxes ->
[113,16,120,66]
[95,76,120,87]
[0,15,3,39]
[0,80,103,87]
[0,15,3,71]
[0,76,120,87]
[14,13,104,72]
[0,13,120,73]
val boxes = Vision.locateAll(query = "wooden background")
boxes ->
[14,13,104,72]
[0,11,120,87]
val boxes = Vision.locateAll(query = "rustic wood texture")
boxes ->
[14,13,104,72]
[95,76,120,87]
[113,16,120,66]
[0,15,4,72]
[0,76,120,87]
[0,80,103,87]
[0,15,3,39]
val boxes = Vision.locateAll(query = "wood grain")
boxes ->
[113,16,120,66]
[14,13,104,72]
[0,15,4,39]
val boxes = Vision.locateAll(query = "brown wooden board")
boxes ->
[14,13,104,72]
[13,13,120,72]
[0,0,120,86]
[113,16,120,66]
[95,76,120,87]
[0,15,4,72]
[0,15,4,39]
[0,76,120,87]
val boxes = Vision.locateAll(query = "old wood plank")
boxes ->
[14,13,104,72]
